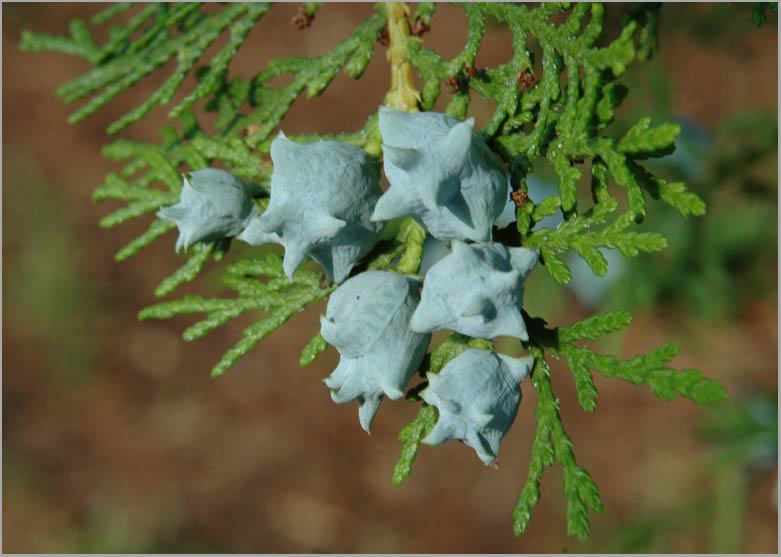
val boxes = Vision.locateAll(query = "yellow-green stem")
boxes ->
[384,2,420,113]
[378,3,425,275]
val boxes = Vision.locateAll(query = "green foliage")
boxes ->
[23,4,271,131]
[751,2,778,28]
[510,310,726,537]
[557,309,633,343]
[394,218,427,275]
[553,315,727,407]
[526,200,669,283]
[512,353,604,539]
[607,111,777,320]
[428,333,494,372]
[299,333,328,367]
[25,2,728,541]
[392,404,437,487]
[139,253,333,377]
[563,343,727,405]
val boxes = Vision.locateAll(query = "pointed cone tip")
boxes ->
[315,214,346,238]
[419,180,445,213]
[370,189,405,222]
[438,396,460,415]
[438,120,472,164]
[497,353,533,383]
[281,240,309,281]
[473,412,494,428]
[383,144,421,171]
[384,387,404,400]
[408,305,432,333]
[358,396,382,434]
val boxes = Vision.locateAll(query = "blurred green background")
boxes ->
[3,2,778,553]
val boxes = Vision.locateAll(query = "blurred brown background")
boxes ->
[3,3,778,553]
